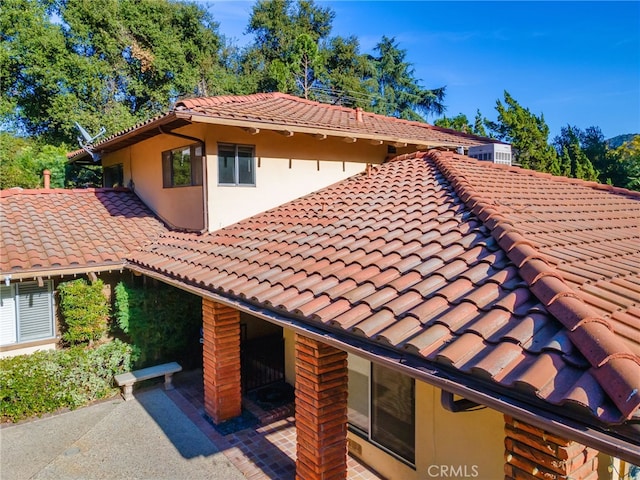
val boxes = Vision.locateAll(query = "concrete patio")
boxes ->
[0,369,383,480]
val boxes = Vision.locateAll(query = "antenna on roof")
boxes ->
[75,122,105,162]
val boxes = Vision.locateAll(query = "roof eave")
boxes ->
[67,112,191,163]
[1,262,127,281]
[129,262,640,465]
[186,113,484,148]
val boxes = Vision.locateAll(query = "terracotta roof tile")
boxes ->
[130,150,640,427]
[70,93,496,162]
[1,188,168,276]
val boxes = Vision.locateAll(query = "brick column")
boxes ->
[504,415,599,480]
[202,298,241,424]
[295,334,348,480]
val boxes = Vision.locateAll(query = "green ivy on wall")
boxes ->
[114,281,201,368]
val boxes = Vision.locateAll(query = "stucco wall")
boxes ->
[347,378,504,480]
[101,122,401,231]
[101,130,206,231]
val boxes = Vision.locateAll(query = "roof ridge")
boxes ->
[429,150,640,420]
[432,150,640,198]
[178,92,497,143]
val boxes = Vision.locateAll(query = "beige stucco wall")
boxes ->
[101,122,402,231]
[101,129,206,231]
[0,342,57,358]
[202,126,390,230]
[347,378,504,480]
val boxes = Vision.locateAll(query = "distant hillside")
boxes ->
[607,133,638,148]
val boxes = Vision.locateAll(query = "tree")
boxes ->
[612,135,640,191]
[486,91,557,171]
[473,109,488,137]
[292,34,322,98]
[1,0,230,145]
[0,133,68,189]
[553,125,599,181]
[369,36,445,121]
[244,0,334,94]
[580,126,628,186]
[434,114,471,132]
[318,36,375,108]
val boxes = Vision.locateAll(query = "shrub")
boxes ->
[58,279,110,345]
[0,340,133,422]
[114,281,201,368]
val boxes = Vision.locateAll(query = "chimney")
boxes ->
[43,169,51,189]
[355,107,364,122]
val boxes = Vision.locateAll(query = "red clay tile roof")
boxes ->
[176,92,491,147]
[129,151,640,426]
[1,188,168,276]
[68,93,494,161]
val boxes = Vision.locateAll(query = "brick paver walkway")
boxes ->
[168,369,382,480]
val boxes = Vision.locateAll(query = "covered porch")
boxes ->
[200,298,604,480]
[168,362,382,480]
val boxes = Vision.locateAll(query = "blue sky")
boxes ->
[205,1,639,140]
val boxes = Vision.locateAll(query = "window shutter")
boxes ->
[17,282,54,342]
[0,285,17,345]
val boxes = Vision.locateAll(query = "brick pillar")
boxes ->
[504,415,599,480]
[202,298,241,424]
[295,334,348,480]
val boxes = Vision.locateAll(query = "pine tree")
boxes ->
[486,91,558,171]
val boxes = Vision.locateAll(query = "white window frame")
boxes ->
[0,281,55,346]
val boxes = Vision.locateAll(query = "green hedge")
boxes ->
[0,340,133,422]
[58,278,110,345]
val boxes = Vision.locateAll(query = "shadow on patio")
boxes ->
[167,368,384,480]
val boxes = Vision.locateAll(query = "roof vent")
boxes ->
[468,143,512,165]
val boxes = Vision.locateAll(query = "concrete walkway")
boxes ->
[0,388,245,480]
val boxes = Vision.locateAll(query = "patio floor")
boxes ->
[167,369,384,480]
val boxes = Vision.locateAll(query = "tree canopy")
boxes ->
[1,0,637,191]
[1,0,233,144]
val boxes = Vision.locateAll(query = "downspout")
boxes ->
[157,126,209,232]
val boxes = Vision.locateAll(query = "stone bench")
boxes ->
[114,362,182,401]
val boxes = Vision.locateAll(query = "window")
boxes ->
[347,355,416,465]
[103,163,124,188]
[0,281,55,346]
[162,144,203,188]
[218,144,255,186]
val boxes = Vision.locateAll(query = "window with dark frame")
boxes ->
[347,356,416,466]
[103,163,124,188]
[162,144,203,188]
[218,144,255,186]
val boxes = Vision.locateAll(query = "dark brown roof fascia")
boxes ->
[186,112,480,149]
[128,263,640,465]
[1,263,126,282]
[67,112,192,162]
